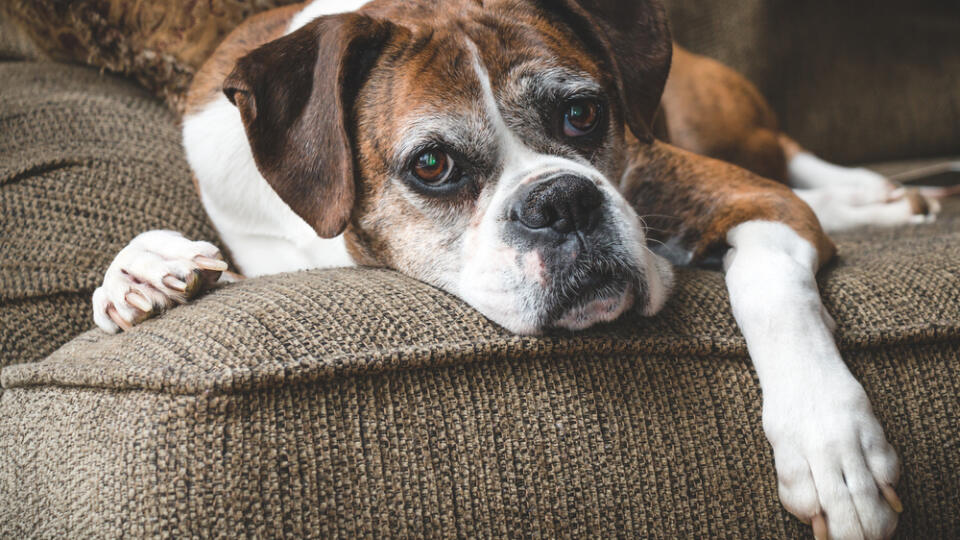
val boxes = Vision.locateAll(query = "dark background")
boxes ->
[666,0,960,164]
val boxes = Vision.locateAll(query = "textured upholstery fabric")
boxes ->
[1,59,959,537]
[0,62,221,365]
[2,332,959,537]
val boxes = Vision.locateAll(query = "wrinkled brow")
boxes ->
[503,64,603,102]
[393,110,498,168]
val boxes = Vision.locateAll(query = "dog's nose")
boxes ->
[510,175,603,235]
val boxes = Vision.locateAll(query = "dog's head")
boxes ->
[223,0,674,334]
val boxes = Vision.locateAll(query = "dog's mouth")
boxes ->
[543,261,640,331]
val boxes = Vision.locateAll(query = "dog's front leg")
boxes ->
[724,220,900,540]
[623,141,902,540]
[92,230,233,333]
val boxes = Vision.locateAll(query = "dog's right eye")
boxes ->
[411,149,455,185]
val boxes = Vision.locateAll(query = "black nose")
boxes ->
[510,175,603,235]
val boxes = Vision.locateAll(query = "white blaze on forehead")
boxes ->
[466,42,540,172]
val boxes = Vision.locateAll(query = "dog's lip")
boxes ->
[550,281,636,331]
[543,262,639,329]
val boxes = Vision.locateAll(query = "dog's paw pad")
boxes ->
[92,231,227,333]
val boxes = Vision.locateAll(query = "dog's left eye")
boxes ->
[411,149,455,185]
[562,99,601,137]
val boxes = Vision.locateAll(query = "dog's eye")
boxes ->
[562,99,601,137]
[412,149,454,184]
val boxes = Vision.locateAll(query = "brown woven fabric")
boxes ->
[0,61,220,365]
[1,260,959,536]
[1,59,959,536]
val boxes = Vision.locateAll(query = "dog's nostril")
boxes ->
[515,175,603,235]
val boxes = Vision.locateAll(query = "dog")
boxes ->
[92,1,934,538]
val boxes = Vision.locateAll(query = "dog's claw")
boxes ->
[881,484,903,513]
[92,231,228,333]
[125,290,153,312]
[162,275,188,292]
[106,305,133,332]
[812,513,828,540]
[195,255,229,272]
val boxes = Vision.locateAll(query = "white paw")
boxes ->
[765,375,902,540]
[818,183,894,208]
[797,187,939,233]
[92,230,228,333]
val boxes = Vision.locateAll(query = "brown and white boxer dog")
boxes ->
[93,1,931,537]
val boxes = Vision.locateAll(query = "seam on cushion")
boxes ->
[2,321,958,396]
[0,157,86,186]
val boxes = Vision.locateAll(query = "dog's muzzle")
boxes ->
[505,173,642,330]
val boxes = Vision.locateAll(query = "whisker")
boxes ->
[644,237,667,248]
[639,214,683,221]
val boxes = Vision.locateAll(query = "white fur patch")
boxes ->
[788,152,894,191]
[287,0,373,34]
[795,187,935,232]
[724,221,900,540]
[182,95,354,277]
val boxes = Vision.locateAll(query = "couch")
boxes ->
[1,1,958,537]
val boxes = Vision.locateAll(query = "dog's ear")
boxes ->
[223,14,395,238]
[537,0,672,143]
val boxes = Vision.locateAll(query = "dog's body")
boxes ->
[92,1,930,537]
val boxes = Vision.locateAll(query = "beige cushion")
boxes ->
[0,62,220,365]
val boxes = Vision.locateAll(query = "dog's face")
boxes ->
[225,0,674,334]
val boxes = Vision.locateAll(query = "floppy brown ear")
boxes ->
[223,14,395,238]
[537,0,672,143]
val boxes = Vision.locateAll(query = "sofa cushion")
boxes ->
[2,215,959,536]
[0,61,221,365]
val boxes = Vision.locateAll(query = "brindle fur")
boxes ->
[622,137,836,266]
[185,0,836,276]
